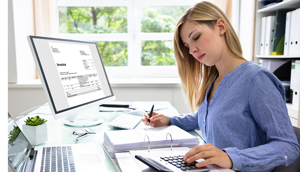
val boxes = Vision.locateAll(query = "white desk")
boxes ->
[14,101,204,171]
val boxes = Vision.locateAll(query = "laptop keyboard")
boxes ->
[41,146,75,172]
[108,114,142,129]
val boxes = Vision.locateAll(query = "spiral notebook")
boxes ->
[103,125,199,159]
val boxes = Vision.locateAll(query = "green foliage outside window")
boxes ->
[59,7,127,33]
[59,6,189,66]
[97,41,128,66]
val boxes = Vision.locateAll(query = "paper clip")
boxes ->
[166,132,173,150]
[144,134,150,152]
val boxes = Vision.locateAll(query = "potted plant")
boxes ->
[22,116,48,145]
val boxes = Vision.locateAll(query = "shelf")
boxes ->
[258,0,300,13]
[286,103,299,119]
[255,55,300,59]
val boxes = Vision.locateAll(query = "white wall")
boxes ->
[8,0,17,83]
[239,0,256,61]
[10,0,35,83]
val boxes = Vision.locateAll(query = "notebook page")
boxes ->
[145,125,198,141]
[108,129,148,145]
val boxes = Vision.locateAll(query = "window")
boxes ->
[56,0,199,78]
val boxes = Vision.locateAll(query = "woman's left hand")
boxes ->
[183,143,233,169]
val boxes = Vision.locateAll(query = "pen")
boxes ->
[147,105,154,125]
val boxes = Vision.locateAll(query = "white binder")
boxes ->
[290,61,295,91]
[260,17,267,55]
[264,16,275,55]
[289,8,300,56]
[292,60,300,108]
[284,12,291,56]
[259,59,264,67]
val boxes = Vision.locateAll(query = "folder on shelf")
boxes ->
[289,8,300,56]
[260,17,267,55]
[290,60,296,91]
[271,10,288,55]
[264,16,276,55]
[259,59,264,67]
[284,11,291,56]
[103,125,199,159]
[292,60,300,108]
[261,59,291,81]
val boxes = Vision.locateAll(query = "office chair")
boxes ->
[272,126,300,172]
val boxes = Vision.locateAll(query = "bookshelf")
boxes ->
[253,0,300,127]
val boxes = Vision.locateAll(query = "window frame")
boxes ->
[56,0,200,78]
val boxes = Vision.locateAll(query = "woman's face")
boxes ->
[180,20,224,66]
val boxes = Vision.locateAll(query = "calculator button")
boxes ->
[176,165,181,168]
[168,160,173,163]
[181,167,187,171]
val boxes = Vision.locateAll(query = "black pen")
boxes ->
[147,105,154,126]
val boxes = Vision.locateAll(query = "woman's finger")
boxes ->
[195,157,216,168]
[185,150,215,163]
[184,144,214,161]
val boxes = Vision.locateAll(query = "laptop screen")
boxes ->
[8,113,33,171]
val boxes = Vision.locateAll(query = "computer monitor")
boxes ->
[27,36,116,126]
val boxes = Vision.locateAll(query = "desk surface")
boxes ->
[16,101,203,172]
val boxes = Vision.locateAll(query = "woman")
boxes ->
[142,1,300,172]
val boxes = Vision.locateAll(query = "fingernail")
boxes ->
[196,164,200,167]
[187,158,191,163]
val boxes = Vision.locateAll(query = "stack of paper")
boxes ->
[103,125,199,158]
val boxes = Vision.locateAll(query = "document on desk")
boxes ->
[103,125,199,158]
[115,147,234,172]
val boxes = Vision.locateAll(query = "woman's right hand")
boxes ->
[142,112,171,127]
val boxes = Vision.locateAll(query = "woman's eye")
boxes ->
[194,35,200,41]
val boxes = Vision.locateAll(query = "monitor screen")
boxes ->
[28,36,115,124]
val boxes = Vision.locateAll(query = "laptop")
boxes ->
[7,113,107,172]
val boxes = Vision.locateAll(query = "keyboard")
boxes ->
[108,113,142,129]
[41,146,75,172]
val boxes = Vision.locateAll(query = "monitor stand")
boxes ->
[64,113,103,127]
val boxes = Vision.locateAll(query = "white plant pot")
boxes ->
[22,123,48,145]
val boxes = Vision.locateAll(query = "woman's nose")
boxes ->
[189,46,197,55]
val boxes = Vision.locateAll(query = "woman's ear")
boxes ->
[216,19,227,35]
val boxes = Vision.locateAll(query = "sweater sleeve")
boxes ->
[169,111,199,131]
[224,70,300,172]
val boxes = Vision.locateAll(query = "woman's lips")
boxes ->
[197,53,205,61]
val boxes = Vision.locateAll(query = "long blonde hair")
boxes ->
[174,1,244,112]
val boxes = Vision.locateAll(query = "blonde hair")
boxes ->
[174,1,244,112]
